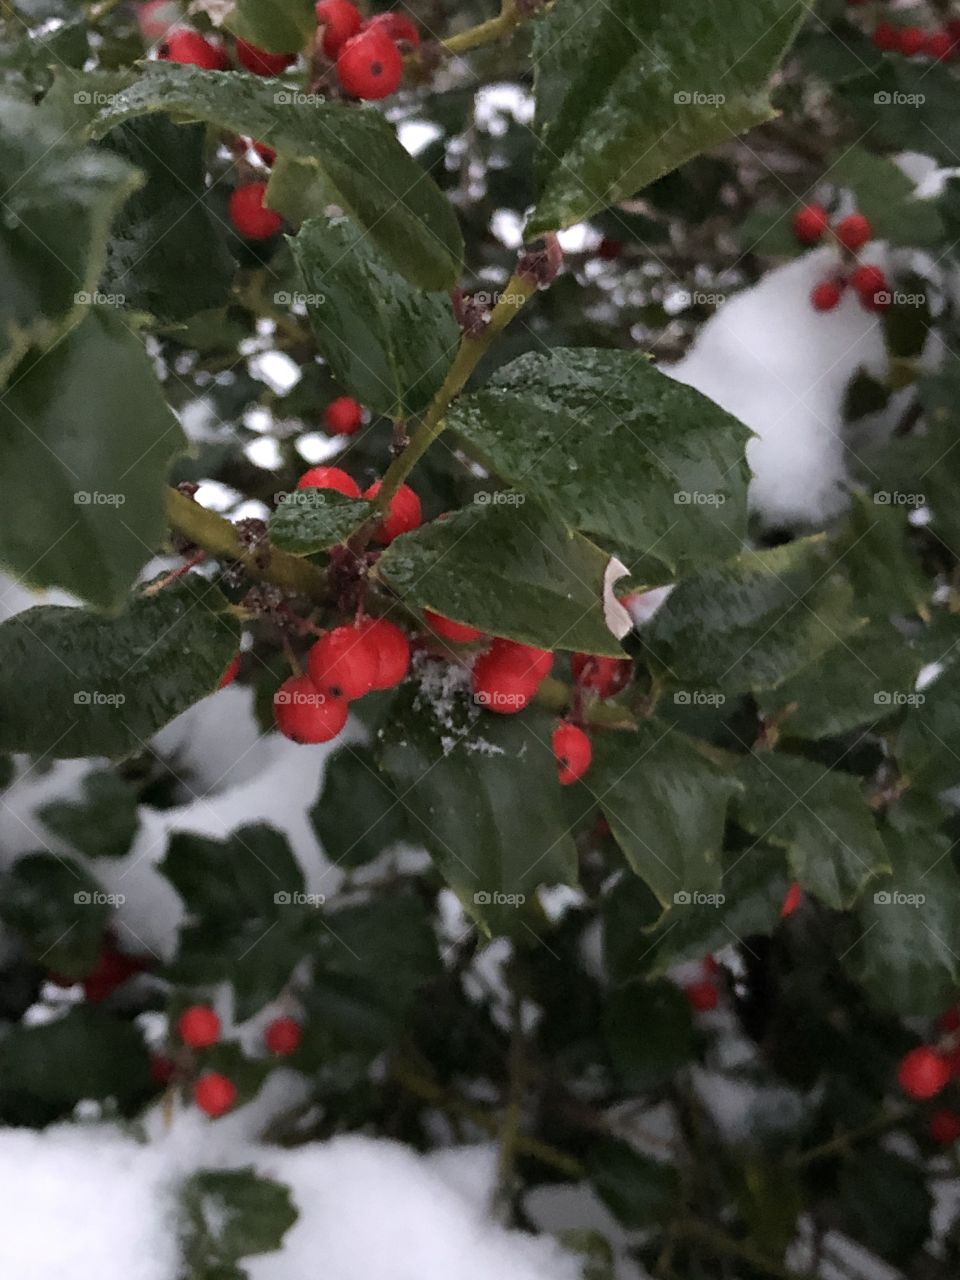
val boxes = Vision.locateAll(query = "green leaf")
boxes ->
[590,723,739,908]
[836,1150,933,1267]
[160,824,310,1019]
[0,95,140,384]
[0,576,240,760]
[848,810,960,1015]
[448,349,750,573]
[225,0,315,52]
[588,1139,678,1229]
[0,1005,150,1106]
[374,498,625,657]
[290,214,459,418]
[604,981,694,1090]
[0,307,186,608]
[528,0,804,233]
[269,490,371,554]
[310,745,408,868]
[100,118,235,322]
[39,770,140,859]
[379,691,578,932]
[827,146,944,250]
[70,64,462,289]
[643,537,863,694]
[838,61,960,175]
[732,753,888,910]
[0,853,108,979]
[180,1167,298,1273]
[898,660,960,792]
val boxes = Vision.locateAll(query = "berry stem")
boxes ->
[437,0,523,56]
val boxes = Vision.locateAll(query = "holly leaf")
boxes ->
[180,1168,298,1273]
[269,490,371,554]
[528,0,804,233]
[70,64,462,289]
[379,690,578,933]
[642,537,863,694]
[588,1140,679,1228]
[225,0,315,52]
[374,499,626,656]
[828,146,944,250]
[0,853,109,979]
[590,723,740,908]
[0,94,141,385]
[732,753,888,910]
[290,215,459,418]
[448,348,750,574]
[604,982,694,1091]
[0,576,240,760]
[39,769,140,859]
[310,745,409,868]
[0,307,186,608]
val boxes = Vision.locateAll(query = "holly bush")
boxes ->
[2,0,960,1276]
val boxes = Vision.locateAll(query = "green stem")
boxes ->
[788,1110,908,1168]
[441,0,523,55]
[366,271,537,522]
[164,488,330,602]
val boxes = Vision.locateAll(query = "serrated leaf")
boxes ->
[0,576,240,760]
[374,499,625,657]
[732,753,888,910]
[529,0,804,233]
[0,94,141,385]
[643,537,863,694]
[269,490,371,554]
[0,307,186,608]
[590,723,739,908]
[0,853,108,979]
[100,118,235,322]
[379,690,578,932]
[39,769,140,859]
[310,745,408,867]
[448,348,750,573]
[225,0,315,52]
[290,215,459,418]
[68,65,462,289]
[180,1167,298,1272]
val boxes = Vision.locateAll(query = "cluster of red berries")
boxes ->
[296,463,422,542]
[172,1004,303,1117]
[871,19,959,61]
[895,1003,960,1144]
[792,206,890,314]
[316,0,419,100]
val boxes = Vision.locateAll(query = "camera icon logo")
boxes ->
[874,91,891,105]
[74,91,91,104]
[74,691,91,705]
[473,890,491,905]
[674,691,691,705]
[874,691,892,705]
[674,91,692,104]
[874,491,891,505]
[274,291,291,305]
[673,890,691,905]
[274,90,293,104]
[73,891,92,905]
[873,890,891,905]
[274,891,292,905]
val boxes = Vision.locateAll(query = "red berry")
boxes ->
[161,29,228,69]
[219,653,241,689]
[82,945,150,1003]
[897,25,925,57]
[194,1072,237,1118]
[315,0,362,57]
[308,625,380,700]
[898,1046,951,1100]
[235,39,295,75]
[937,1005,960,1033]
[363,12,420,48]
[552,721,592,785]
[323,396,363,435]
[336,25,403,100]
[872,22,899,51]
[356,617,410,690]
[296,465,361,499]
[924,30,954,60]
[850,264,890,312]
[570,652,631,697]
[253,140,277,165]
[685,980,719,1012]
[363,481,422,543]
[597,237,623,260]
[274,674,348,743]
[472,645,541,715]
[780,881,803,919]
[834,212,872,252]
[490,637,553,683]
[423,610,484,644]
[792,203,829,246]
[149,1054,176,1086]
[265,1016,302,1055]
[930,1108,960,1144]
[177,1004,221,1049]
[811,279,845,312]
[229,182,283,240]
